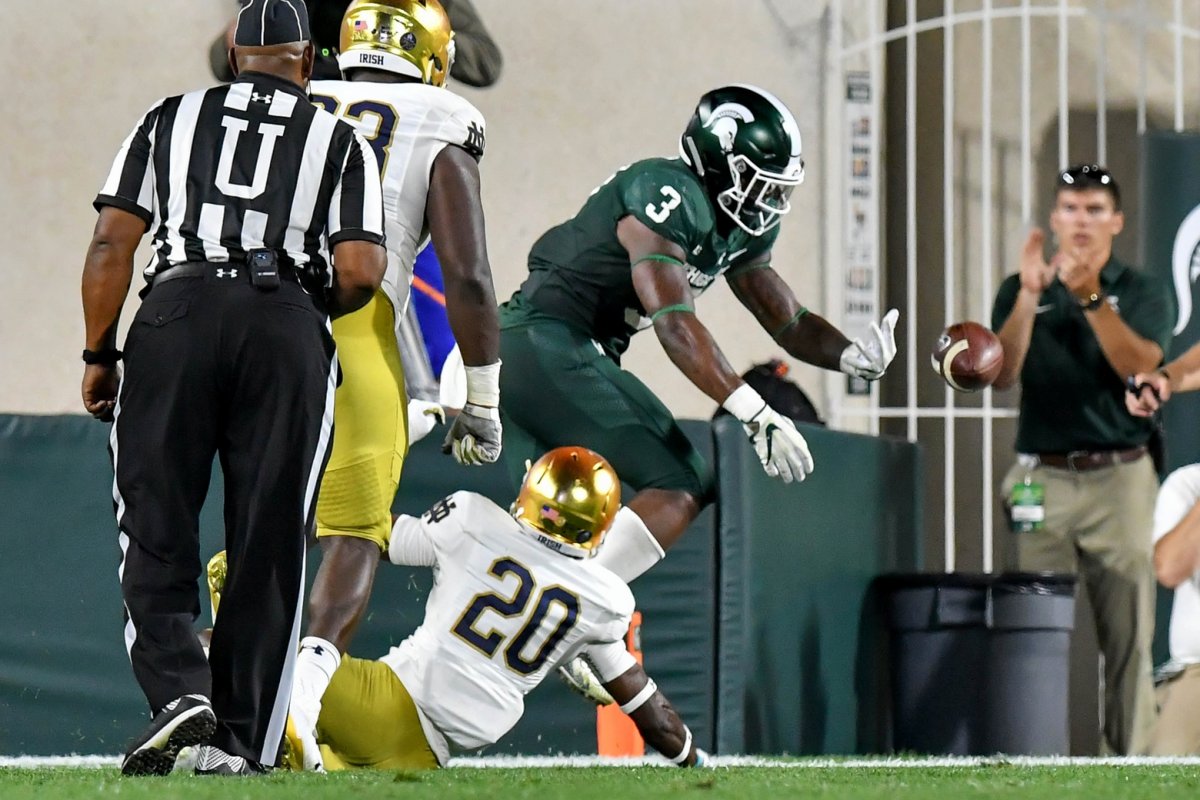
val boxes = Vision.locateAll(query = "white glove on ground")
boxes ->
[722,384,814,483]
[406,399,446,444]
[840,308,899,380]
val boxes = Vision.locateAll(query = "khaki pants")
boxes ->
[1004,454,1159,755]
[1149,664,1200,755]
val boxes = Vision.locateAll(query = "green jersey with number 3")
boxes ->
[500,157,779,360]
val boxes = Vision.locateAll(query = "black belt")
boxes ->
[1035,446,1148,472]
[152,261,301,286]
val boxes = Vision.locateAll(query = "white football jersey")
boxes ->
[309,80,486,329]
[382,491,634,761]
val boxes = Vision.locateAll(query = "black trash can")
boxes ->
[881,572,1076,755]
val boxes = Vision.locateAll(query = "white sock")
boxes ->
[593,507,665,582]
[291,636,340,717]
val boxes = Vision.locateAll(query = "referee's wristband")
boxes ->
[82,348,123,366]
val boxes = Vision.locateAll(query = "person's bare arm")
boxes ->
[426,144,500,367]
[603,663,701,766]
[328,239,387,318]
[619,216,741,404]
[994,230,1056,390]
[725,255,850,370]
[81,207,144,420]
[1156,499,1200,589]
[620,217,815,481]
[1057,249,1162,377]
[1163,344,1200,394]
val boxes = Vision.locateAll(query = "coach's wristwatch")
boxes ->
[1077,292,1106,311]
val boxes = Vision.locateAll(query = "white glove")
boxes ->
[693,748,712,768]
[722,384,814,483]
[840,308,899,380]
[406,399,446,444]
[443,404,502,465]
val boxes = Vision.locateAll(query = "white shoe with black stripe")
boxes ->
[193,744,270,776]
[120,693,216,776]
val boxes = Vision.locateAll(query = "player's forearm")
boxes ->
[443,271,500,366]
[81,239,134,351]
[773,311,851,372]
[993,290,1038,389]
[629,695,697,766]
[652,314,742,404]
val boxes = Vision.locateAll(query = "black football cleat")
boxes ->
[121,694,216,776]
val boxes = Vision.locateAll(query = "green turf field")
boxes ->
[4,763,1200,800]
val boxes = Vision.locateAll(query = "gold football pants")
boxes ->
[313,655,439,770]
[316,290,408,550]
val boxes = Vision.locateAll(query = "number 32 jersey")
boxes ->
[309,80,486,327]
[501,157,780,360]
[382,491,634,759]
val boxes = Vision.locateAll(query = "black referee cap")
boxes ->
[234,0,312,47]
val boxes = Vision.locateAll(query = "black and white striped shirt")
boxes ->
[95,71,384,285]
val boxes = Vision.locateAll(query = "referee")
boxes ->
[80,0,386,777]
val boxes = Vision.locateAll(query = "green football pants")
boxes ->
[498,321,714,502]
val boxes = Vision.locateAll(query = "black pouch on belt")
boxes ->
[248,249,280,291]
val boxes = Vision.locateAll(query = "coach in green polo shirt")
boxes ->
[992,164,1174,755]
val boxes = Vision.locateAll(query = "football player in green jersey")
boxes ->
[498,84,899,587]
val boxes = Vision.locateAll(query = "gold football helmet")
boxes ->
[338,0,455,87]
[512,447,621,558]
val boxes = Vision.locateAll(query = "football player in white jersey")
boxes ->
[210,448,707,770]
[290,0,503,770]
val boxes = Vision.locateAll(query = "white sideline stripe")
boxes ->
[9,754,1200,769]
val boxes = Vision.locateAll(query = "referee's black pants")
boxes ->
[111,269,336,765]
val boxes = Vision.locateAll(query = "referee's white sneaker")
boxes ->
[121,693,216,776]
[194,744,271,776]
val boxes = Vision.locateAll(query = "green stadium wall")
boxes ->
[0,414,921,757]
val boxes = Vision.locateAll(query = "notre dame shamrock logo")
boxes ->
[463,122,485,159]
[424,496,457,524]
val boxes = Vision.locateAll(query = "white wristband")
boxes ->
[669,726,693,765]
[618,678,658,715]
[464,361,501,407]
[721,384,767,424]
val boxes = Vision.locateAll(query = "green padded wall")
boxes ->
[713,416,923,755]
[0,415,717,756]
[0,413,918,757]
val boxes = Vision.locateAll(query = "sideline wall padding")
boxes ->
[0,414,916,756]
[713,417,923,755]
[0,415,717,756]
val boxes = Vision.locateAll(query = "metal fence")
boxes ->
[822,0,1200,571]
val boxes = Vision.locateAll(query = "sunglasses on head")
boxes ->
[1058,164,1114,187]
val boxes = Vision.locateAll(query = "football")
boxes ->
[930,321,1004,392]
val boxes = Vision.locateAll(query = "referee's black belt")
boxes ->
[152,260,302,286]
